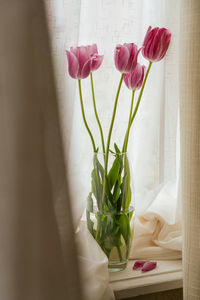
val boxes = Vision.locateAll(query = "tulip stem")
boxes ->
[130,61,152,127]
[90,73,105,154]
[122,90,135,153]
[78,79,97,152]
[102,74,124,206]
[105,73,124,173]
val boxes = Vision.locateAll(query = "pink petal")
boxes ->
[70,46,79,57]
[66,50,79,79]
[158,31,171,60]
[150,28,166,60]
[80,59,92,79]
[87,44,98,56]
[90,55,103,71]
[141,261,157,273]
[133,260,146,270]
[124,73,131,89]
[114,44,129,73]
[135,65,146,89]
[125,43,138,73]
[143,26,152,47]
[130,64,142,89]
[142,27,159,60]
[78,46,90,76]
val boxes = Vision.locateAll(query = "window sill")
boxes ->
[109,260,182,299]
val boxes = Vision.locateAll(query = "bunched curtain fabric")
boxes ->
[179,0,200,299]
[0,0,83,299]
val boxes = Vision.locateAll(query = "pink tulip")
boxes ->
[142,26,171,62]
[114,43,140,73]
[124,63,146,90]
[66,44,103,79]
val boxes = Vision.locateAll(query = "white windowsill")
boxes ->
[109,260,183,299]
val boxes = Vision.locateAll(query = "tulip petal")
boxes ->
[66,50,79,79]
[114,45,129,73]
[159,31,171,60]
[87,44,98,56]
[150,28,166,61]
[80,59,92,79]
[133,261,146,270]
[143,26,152,47]
[77,46,90,75]
[124,73,131,89]
[146,27,159,60]
[90,55,104,71]
[141,261,157,273]
[125,43,139,73]
[70,46,79,56]
[130,64,142,89]
[136,65,146,89]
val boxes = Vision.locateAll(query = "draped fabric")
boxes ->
[0,0,83,299]
[179,1,200,299]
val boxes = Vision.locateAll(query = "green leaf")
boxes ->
[114,143,121,154]
[108,157,121,190]
[95,157,104,182]
[112,178,121,204]
[118,214,132,246]
[91,167,103,210]
[87,192,93,211]
[86,195,96,239]
[121,154,132,210]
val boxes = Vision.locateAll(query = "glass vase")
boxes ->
[86,151,135,272]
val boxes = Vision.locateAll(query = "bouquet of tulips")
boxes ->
[66,26,171,267]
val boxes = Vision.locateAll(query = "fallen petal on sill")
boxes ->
[133,260,146,270]
[141,261,157,272]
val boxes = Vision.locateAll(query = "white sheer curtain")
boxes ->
[45,1,181,299]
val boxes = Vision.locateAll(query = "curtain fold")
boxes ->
[179,0,200,299]
[0,0,83,299]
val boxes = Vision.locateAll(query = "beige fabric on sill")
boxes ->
[130,183,182,260]
[0,0,83,299]
[180,1,200,299]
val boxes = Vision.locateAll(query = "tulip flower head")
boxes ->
[66,44,103,79]
[142,26,171,62]
[114,43,140,73]
[124,63,146,90]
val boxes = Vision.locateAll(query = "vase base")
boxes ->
[108,260,128,272]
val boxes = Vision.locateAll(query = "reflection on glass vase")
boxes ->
[86,151,135,272]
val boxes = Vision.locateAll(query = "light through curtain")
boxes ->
[45,0,181,299]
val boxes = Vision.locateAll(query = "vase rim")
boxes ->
[87,205,135,215]
[93,151,128,155]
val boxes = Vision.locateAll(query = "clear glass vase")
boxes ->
[86,151,135,272]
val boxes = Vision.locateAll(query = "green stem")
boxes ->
[122,90,135,152]
[105,74,124,174]
[102,73,124,206]
[130,61,152,127]
[78,79,97,152]
[117,245,123,262]
[90,73,105,153]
